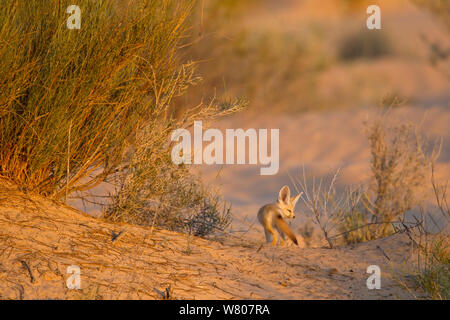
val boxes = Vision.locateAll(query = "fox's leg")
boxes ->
[264,226,277,246]
[275,225,286,246]
[264,229,271,243]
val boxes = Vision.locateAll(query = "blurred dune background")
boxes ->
[181,0,449,113]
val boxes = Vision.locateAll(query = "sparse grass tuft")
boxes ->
[102,125,232,237]
[414,235,449,299]
[396,166,449,300]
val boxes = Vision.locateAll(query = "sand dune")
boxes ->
[0,179,424,299]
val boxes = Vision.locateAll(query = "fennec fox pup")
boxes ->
[257,186,302,246]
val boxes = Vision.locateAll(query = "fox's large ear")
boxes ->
[278,185,290,204]
[291,192,303,207]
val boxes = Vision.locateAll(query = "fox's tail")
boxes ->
[275,215,298,245]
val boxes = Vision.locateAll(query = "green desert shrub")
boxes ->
[0,0,244,233]
[0,0,195,196]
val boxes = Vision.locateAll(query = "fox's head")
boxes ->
[277,185,302,219]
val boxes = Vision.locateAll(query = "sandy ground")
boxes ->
[0,179,425,299]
